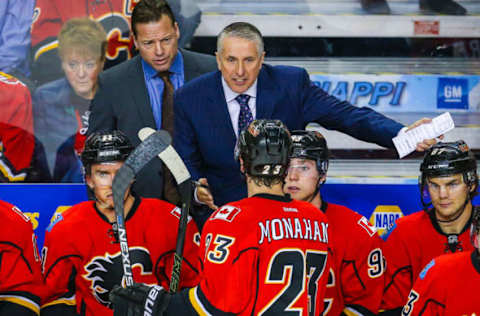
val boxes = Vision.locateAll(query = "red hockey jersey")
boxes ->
[381,209,474,312]
[0,200,43,315]
[42,198,200,316]
[323,202,384,315]
[187,194,331,316]
[0,72,34,182]
[403,251,480,316]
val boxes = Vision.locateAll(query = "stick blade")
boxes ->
[138,128,190,186]
[112,129,171,217]
[126,129,171,174]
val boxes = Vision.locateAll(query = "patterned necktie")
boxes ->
[158,71,179,205]
[236,94,253,132]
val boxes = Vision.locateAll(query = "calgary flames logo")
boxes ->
[83,247,152,307]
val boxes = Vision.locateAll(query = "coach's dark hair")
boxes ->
[131,0,176,37]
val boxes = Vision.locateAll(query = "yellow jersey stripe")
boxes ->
[0,295,40,315]
[188,287,212,316]
[41,296,76,309]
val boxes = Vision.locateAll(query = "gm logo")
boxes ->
[437,77,468,109]
[369,205,404,236]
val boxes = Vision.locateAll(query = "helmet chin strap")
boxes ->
[436,195,471,223]
[307,176,323,204]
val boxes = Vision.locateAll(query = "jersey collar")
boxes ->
[252,193,292,202]
[94,195,142,224]
[427,207,474,237]
[471,250,480,275]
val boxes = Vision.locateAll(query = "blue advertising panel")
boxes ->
[310,74,480,112]
[0,183,478,248]
[0,184,88,248]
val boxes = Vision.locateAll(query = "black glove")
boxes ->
[109,283,170,316]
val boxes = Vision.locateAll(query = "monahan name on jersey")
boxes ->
[258,216,328,244]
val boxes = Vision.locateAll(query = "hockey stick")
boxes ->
[112,129,173,287]
[138,127,192,293]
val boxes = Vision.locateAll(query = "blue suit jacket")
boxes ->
[174,64,404,208]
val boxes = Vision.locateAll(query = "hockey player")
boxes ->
[41,130,201,316]
[0,200,43,316]
[109,119,331,316]
[402,208,480,315]
[381,140,478,314]
[284,130,384,316]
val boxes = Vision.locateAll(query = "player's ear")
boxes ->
[320,174,327,183]
[239,157,245,174]
[86,174,94,190]
[174,21,180,39]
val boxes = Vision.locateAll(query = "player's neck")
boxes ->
[311,193,322,209]
[247,180,285,197]
[437,202,472,234]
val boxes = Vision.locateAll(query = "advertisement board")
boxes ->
[2,183,478,248]
[310,74,480,112]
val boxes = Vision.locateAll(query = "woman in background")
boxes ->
[33,18,106,182]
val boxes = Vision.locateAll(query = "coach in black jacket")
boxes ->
[88,0,216,200]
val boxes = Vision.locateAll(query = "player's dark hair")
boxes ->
[235,120,292,188]
[131,0,176,37]
[81,130,134,175]
[470,207,480,250]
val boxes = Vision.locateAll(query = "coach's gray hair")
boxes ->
[217,22,264,56]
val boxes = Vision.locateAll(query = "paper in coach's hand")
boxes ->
[393,112,455,158]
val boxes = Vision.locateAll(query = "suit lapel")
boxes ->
[256,66,278,119]
[128,56,156,128]
[209,72,236,143]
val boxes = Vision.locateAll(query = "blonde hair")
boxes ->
[58,18,107,62]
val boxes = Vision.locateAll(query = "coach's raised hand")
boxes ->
[405,117,445,152]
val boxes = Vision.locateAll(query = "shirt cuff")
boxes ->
[193,186,205,205]
[397,127,408,136]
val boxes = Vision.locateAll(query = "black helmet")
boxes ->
[235,119,292,178]
[290,130,329,175]
[419,140,478,208]
[81,130,134,169]
[420,140,476,178]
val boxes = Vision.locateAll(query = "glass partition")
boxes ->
[0,0,477,182]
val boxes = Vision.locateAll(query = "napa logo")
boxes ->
[46,206,72,231]
[437,77,468,109]
[369,205,404,236]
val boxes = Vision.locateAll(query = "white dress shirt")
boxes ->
[221,77,258,137]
